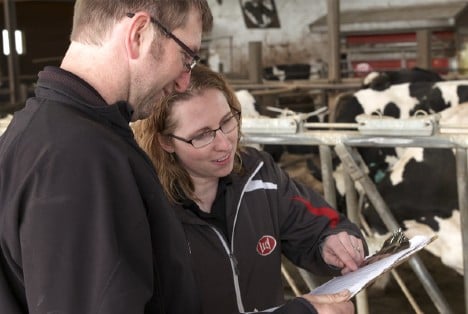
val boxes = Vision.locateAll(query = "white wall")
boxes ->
[206,0,457,76]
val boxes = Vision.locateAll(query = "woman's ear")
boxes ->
[158,133,175,153]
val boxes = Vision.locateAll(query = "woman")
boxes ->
[133,65,366,314]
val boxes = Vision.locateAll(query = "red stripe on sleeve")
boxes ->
[291,195,339,228]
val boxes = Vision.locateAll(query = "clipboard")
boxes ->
[310,234,437,299]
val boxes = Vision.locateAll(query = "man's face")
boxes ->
[130,9,203,121]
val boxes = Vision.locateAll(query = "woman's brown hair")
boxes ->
[133,65,243,204]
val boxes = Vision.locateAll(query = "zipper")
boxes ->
[230,160,264,255]
[219,161,263,313]
[230,252,240,276]
[209,226,245,312]
[205,161,264,313]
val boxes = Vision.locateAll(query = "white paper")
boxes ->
[310,235,434,298]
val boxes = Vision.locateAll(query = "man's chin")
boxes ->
[132,91,167,121]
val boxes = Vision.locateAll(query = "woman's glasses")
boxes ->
[169,112,240,149]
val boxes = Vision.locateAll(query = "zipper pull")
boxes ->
[230,253,240,276]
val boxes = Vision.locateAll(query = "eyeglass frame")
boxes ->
[168,111,241,149]
[126,12,200,72]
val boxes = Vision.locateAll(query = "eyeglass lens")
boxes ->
[191,114,239,148]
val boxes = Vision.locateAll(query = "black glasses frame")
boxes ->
[126,12,200,72]
[169,111,241,149]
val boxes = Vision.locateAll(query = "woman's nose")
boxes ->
[213,130,232,150]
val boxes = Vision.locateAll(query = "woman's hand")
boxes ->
[321,232,365,274]
[301,290,354,314]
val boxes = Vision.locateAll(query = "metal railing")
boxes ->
[242,122,468,314]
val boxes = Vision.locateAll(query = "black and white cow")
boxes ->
[263,64,311,81]
[334,78,468,182]
[333,69,468,275]
[238,72,467,274]
[335,79,468,122]
[262,60,328,81]
[361,67,443,91]
[361,103,468,275]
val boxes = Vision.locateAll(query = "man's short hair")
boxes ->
[70,0,213,45]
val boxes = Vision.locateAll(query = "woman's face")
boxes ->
[166,88,239,182]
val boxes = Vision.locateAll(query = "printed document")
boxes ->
[310,235,435,298]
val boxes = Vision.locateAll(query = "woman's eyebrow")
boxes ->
[187,111,233,136]
[220,112,232,120]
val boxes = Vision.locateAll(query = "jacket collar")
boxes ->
[34,66,134,135]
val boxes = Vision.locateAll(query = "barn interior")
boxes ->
[0,1,468,314]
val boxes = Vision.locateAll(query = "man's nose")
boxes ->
[174,71,191,92]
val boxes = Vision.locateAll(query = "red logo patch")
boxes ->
[256,235,277,256]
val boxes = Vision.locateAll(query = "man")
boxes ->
[0,1,213,313]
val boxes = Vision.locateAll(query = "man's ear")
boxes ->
[126,13,153,60]
[158,133,175,153]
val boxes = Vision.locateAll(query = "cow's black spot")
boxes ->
[409,81,435,106]
[334,95,364,123]
[427,87,449,112]
[457,85,468,103]
[366,72,392,91]
[382,102,400,117]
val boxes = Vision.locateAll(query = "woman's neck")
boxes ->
[192,177,219,213]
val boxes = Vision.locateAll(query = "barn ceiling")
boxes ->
[309,1,468,35]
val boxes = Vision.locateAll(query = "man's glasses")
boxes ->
[126,12,200,72]
[169,111,241,149]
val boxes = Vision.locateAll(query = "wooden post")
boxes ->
[248,41,263,84]
[416,30,431,69]
[326,0,341,123]
[327,0,341,83]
